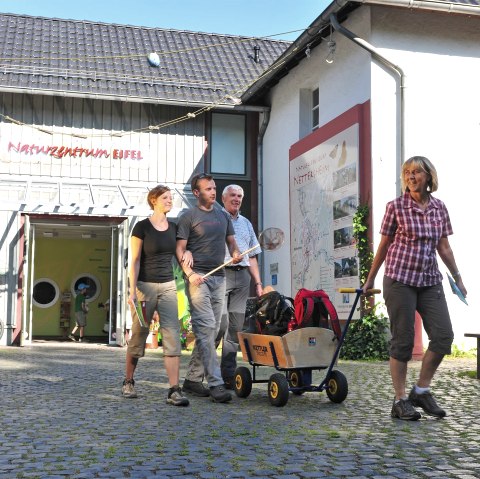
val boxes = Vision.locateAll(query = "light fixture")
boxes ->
[305,43,311,59]
[81,233,92,239]
[325,25,336,64]
[147,52,160,67]
[326,40,336,64]
[43,232,54,237]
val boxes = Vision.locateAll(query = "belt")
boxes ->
[225,265,248,271]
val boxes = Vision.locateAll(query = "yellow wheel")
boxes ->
[234,366,252,398]
[268,373,289,407]
[326,370,348,403]
[288,370,305,395]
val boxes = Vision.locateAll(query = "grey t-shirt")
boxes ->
[176,206,235,276]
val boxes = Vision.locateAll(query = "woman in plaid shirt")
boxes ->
[363,156,467,421]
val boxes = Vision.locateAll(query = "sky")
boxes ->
[0,0,331,41]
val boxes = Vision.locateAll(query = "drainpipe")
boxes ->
[330,13,405,196]
[257,108,270,281]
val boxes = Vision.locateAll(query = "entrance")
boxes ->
[21,214,128,346]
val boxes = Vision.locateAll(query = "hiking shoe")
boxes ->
[122,379,138,399]
[391,398,421,421]
[409,388,446,418]
[68,334,76,342]
[166,386,189,407]
[209,384,232,403]
[183,379,210,397]
[223,377,235,390]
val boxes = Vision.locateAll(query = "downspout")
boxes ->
[257,108,270,281]
[330,13,405,196]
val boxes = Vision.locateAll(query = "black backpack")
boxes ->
[248,291,294,336]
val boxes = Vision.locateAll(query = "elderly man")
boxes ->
[217,184,263,389]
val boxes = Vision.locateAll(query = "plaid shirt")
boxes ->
[223,208,262,267]
[381,192,453,287]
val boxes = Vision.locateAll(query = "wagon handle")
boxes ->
[338,288,381,295]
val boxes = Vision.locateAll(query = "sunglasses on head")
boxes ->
[192,173,212,190]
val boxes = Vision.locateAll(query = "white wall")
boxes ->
[261,8,372,295]
[370,7,480,348]
[262,5,479,348]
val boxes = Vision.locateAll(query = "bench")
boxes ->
[464,333,480,379]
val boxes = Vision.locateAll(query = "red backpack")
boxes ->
[293,289,341,338]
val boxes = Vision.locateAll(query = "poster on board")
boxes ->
[290,123,359,317]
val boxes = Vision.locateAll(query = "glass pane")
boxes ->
[312,108,319,130]
[312,88,319,107]
[211,113,246,174]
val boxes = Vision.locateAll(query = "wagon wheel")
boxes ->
[287,370,305,396]
[326,370,348,403]
[234,366,252,398]
[268,373,289,407]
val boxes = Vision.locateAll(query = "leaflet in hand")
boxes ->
[447,273,468,305]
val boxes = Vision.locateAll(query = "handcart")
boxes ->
[234,288,380,407]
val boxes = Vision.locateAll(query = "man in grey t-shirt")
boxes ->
[176,173,241,403]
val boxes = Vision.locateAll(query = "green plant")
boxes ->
[447,345,477,359]
[340,303,390,360]
[341,204,390,361]
[352,204,373,285]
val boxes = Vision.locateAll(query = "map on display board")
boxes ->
[290,123,360,317]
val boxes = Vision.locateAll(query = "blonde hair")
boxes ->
[401,156,438,193]
[147,185,170,209]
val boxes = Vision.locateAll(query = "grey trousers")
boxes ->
[184,275,226,387]
[216,268,251,379]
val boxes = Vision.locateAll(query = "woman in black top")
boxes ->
[122,185,191,406]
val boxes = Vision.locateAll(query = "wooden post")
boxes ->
[412,311,424,360]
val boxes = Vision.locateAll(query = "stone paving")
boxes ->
[0,341,479,479]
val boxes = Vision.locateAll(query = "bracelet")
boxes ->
[255,282,262,286]
[187,271,195,278]
[452,271,461,279]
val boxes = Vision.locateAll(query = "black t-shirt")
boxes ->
[132,218,176,283]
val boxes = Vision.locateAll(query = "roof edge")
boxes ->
[241,0,480,102]
[0,86,270,112]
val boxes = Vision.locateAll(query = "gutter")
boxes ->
[329,13,406,195]
[242,0,480,103]
[0,86,269,113]
[363,0,480,15]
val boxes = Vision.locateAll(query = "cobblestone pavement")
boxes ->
[0,341,479,479]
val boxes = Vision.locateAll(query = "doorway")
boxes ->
[21,214,128,347]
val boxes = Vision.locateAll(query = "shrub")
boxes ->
[340,304,390,361]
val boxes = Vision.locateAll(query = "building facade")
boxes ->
[0,13,289,346]
[243,0,480,347]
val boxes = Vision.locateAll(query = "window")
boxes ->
[33,278,60,308]
[71,274,101,303]
[299,87,320,138]
[312,88,319,131]
[210,113,246,174]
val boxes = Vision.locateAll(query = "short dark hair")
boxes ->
[147,185,170,209]
[191,173,213,191]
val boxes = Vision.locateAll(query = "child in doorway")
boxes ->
[69,283,89,342]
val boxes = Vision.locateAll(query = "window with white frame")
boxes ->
[312,88,319,131]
